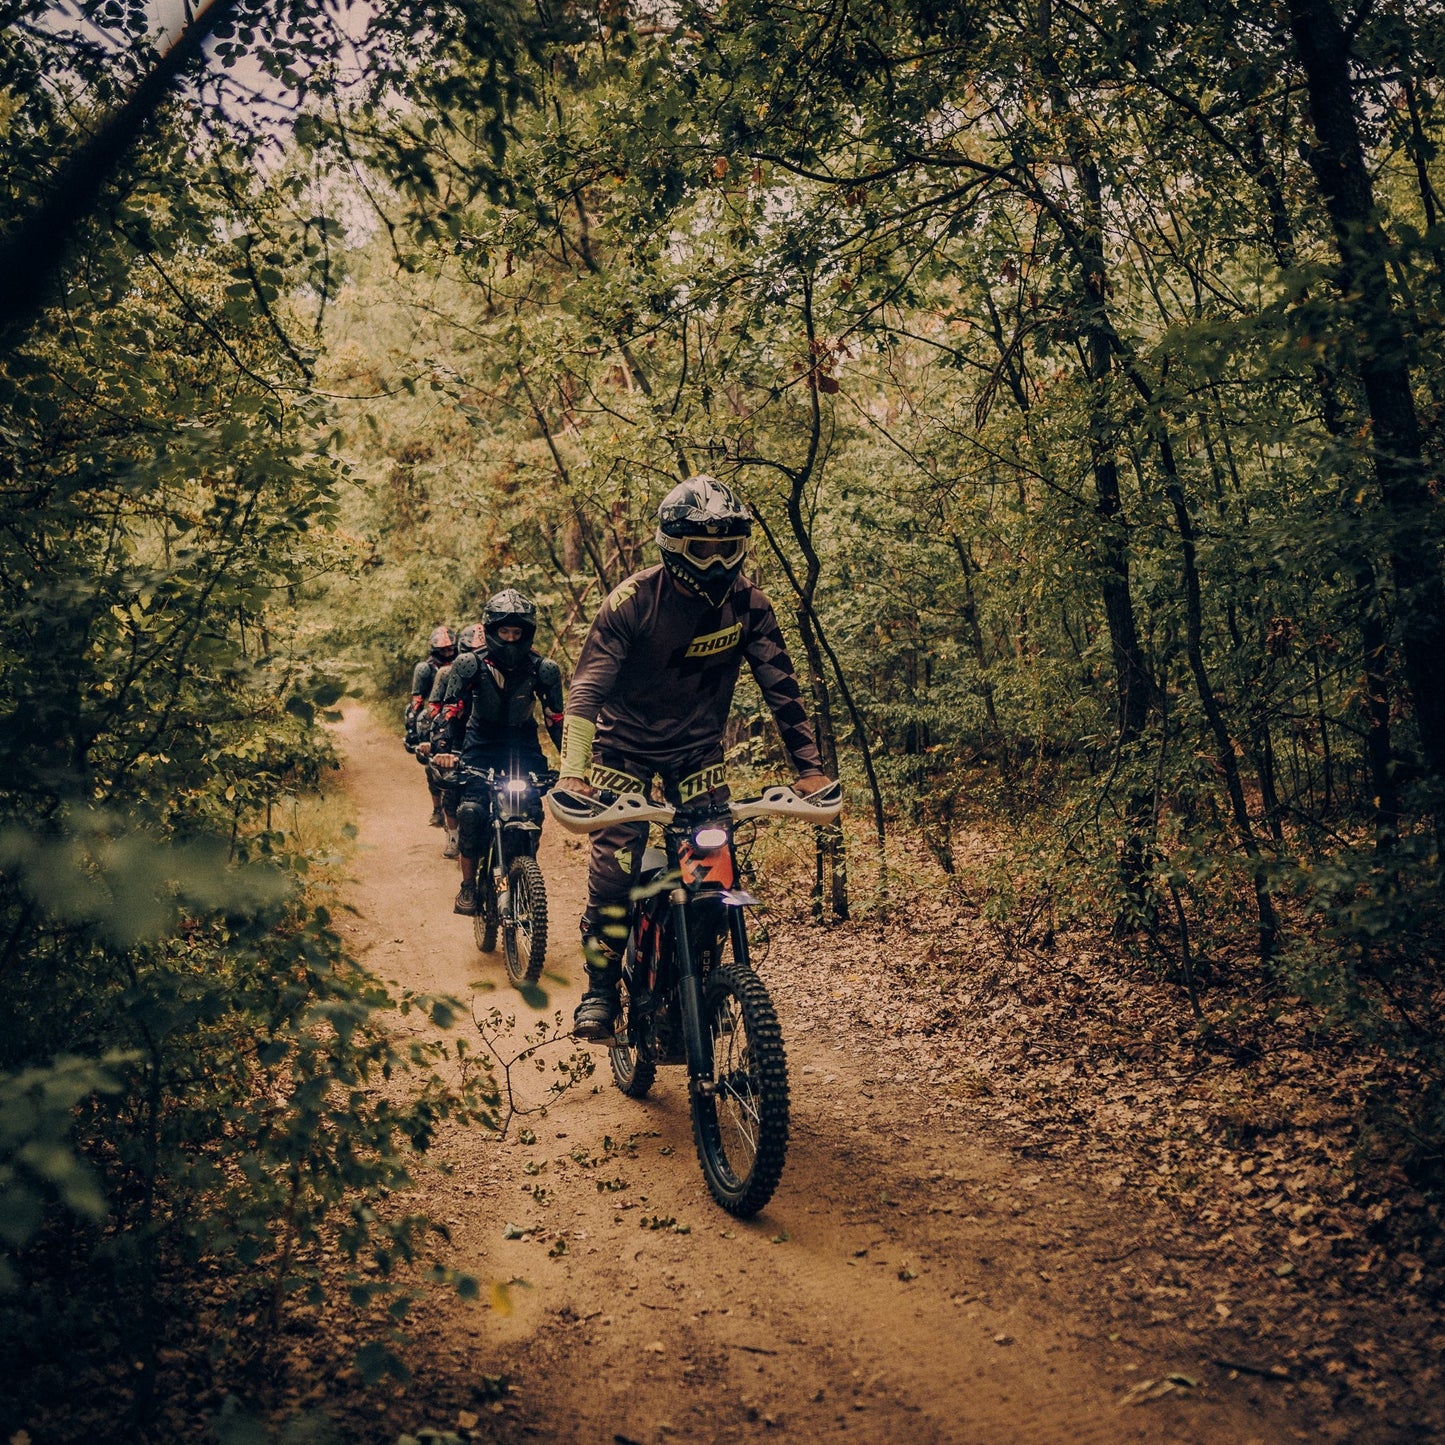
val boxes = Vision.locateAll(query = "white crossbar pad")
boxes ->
[731,782,843,823]
[546,789,677,834]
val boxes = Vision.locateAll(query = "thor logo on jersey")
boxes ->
[685,623,742,660]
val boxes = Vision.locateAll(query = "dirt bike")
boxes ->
[546,781,843,1217]
[458,765,558,987]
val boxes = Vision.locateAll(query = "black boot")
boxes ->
[573,949,622,1042]
[453,881,477,916]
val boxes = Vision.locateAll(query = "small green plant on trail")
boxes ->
[469,995,598,1138]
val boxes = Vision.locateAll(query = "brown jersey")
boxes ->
[565,564,823,775]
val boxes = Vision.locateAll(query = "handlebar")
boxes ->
[446,763,559,791]
[546,781,843,835]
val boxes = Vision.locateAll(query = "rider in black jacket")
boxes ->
[432,590,564,916]
[405,625,457,825]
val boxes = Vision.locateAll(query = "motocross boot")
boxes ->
[453,881,477,916]
[572,938,622,1042]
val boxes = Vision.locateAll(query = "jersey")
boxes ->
[564,564,822,775]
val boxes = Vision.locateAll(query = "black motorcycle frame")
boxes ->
[619,803,751,1086]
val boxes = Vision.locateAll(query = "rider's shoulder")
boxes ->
[604,564,663,614]
[731,572,775,611]
[535,654,563,685]
[451,651,480,679]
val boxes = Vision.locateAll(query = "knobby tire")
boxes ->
[503,856,547,986]
[473,872,498,954]
[692,963,789,1217]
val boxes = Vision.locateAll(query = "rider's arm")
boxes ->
[740,585,826,781]
[404,660,432,735]
[537,658,565,751]
[436,654,476,756]
[558,582,637,784]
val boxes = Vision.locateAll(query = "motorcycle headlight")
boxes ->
[504,778,530,794]
[692,826,729,850]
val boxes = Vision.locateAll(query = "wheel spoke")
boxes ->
[710,995,762,1171]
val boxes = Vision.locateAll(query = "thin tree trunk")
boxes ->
[0,0,241,342]
[1073,150,1158,920]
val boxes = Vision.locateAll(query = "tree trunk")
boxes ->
[1285,0,1445,783]
[0,0,241,343]
[1073,150,1158,920]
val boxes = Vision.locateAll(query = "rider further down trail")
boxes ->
[329,703,1309,1445]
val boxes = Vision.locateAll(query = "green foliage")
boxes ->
[0,4,530,1435]
[313,0,1445,1181]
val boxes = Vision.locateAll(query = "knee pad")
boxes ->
[456,799,487,858]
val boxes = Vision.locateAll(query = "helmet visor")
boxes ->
[677,535,748,570]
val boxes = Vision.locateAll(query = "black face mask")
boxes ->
[487,640,530,674]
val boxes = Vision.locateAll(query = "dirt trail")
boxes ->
[333,706,1311,1444]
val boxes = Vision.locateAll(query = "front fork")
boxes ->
[491,814,510,920]
[673,893,751,1088]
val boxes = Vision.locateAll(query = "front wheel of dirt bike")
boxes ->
[503,857,548,986]
[473,872,498,954]
[691,963,789,1217]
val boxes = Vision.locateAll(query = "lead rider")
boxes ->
[557,475,835,1042]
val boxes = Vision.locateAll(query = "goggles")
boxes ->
[666,534,748,570]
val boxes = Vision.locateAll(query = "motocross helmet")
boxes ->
[457,622,486,654]
[656,475,752,606]
[428,625,458,664]
[482,588,537,673]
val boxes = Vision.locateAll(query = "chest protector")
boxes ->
[461,653,545,735]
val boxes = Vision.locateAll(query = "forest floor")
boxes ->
[311,706,1441,1444]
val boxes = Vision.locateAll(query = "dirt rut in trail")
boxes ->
[334,707,1315,1444]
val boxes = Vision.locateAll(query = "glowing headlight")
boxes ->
[692,826,729,849]
[505,778,530,794]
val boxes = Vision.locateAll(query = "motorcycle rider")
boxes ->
[426,622,484,858]
[405,625,456,825]
[432,590,564,916]
[555,476,835,1042]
